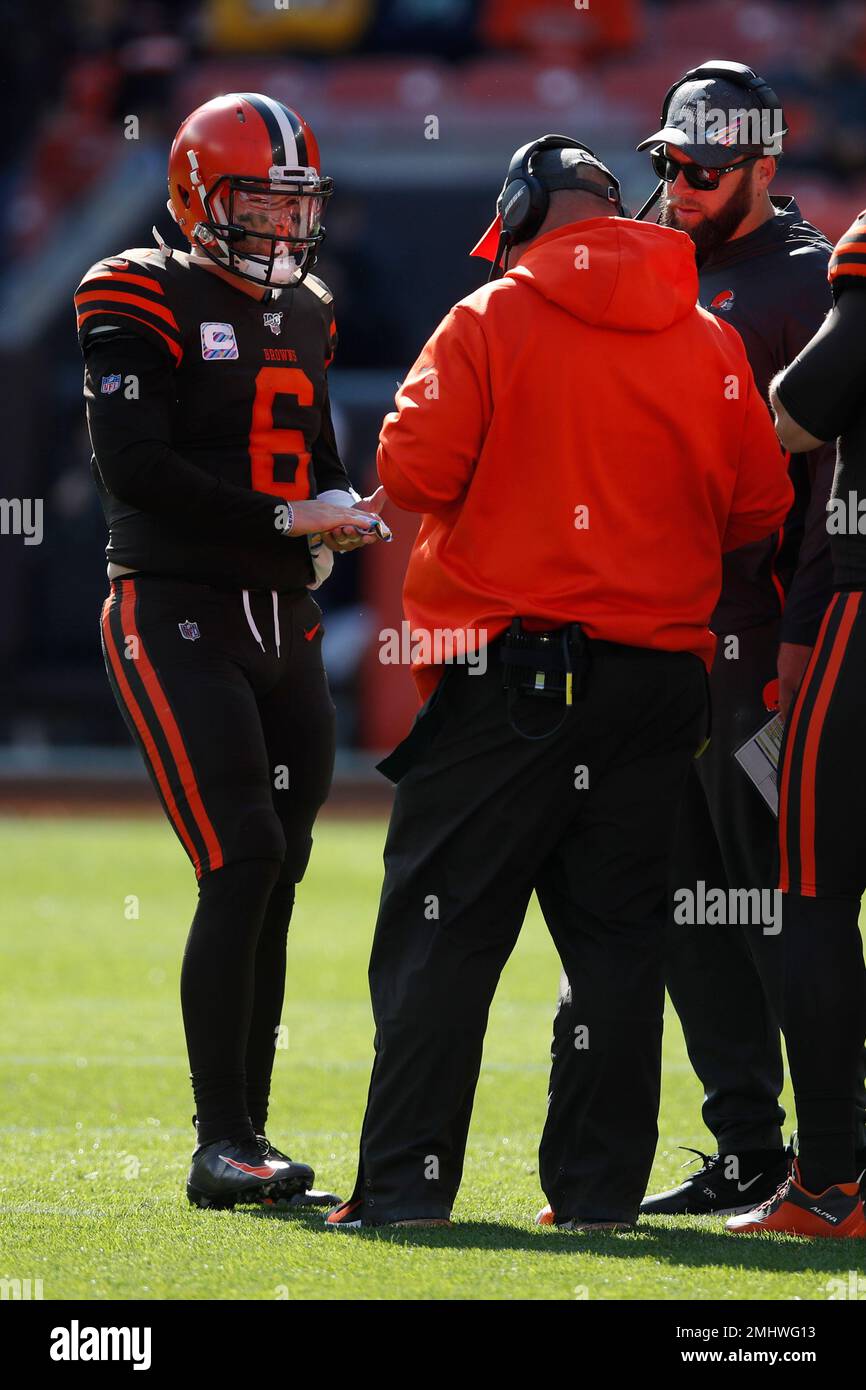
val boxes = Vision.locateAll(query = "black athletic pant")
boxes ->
[101,574,335,1143]
[665,616,866,1153]
[777,590,866,1190]
[348,641,707,1225]
[665,619,787,1152]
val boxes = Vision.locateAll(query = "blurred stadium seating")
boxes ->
[2,0,865,795]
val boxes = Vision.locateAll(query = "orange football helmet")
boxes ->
[167,92,332,287]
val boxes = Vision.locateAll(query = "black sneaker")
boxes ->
[234,1135,341,1211]
[186,1136,300,1210]
[640,1146,789,1217]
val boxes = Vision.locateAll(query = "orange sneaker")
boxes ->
[325,1199,452,1231]
[325,1199,364,1229]
[535,1203,634,1232]
[726,1161,866,1238]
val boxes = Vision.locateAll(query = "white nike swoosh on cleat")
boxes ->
[736,1173,764,1192]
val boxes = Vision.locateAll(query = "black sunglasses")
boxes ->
[651,149,761,190]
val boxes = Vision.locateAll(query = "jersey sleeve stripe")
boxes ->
[828,215,866,283]
[830,240,866,263]
[828,258,866,283]
[832,234,866,253]
[79,268,167,296]
[74,288,180,330]
[76,308,183,363]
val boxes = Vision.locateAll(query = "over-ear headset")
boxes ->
[498,133,625,244]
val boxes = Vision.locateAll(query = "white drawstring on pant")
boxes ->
[271,590,281,658]
[242,589,281,658]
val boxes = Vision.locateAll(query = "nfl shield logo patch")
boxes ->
[263,311,283,336]
[101,373,122,395]
[178,619,200,641]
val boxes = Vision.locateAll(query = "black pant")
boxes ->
[665,619,787,1151]
[665,617,866,1151]
[777,591,866,1184]
[349,641,707,1225]
[101,575,334,878]
[101,574,335,1137]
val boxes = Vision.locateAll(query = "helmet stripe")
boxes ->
[237,92,289,166]
[237,92,308,169]
[276,101,308,167]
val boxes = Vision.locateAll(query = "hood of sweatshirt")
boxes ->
[505,216,699,332]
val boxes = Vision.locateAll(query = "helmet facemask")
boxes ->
[192,167,333,286]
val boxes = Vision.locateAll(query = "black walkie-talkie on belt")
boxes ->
[499,618,591,738]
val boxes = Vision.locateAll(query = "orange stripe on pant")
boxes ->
[778,594,840,893]
[120,581,224,874]
[101,592,202,873]
[798,592,861,895]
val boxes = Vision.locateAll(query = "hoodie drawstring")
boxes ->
[242,589,281,658]
[271,590,281,659]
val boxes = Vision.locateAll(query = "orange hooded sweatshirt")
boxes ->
[378,217,793,701]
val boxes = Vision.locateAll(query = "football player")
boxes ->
[728,209,866,1236]
[74,93,389,1210]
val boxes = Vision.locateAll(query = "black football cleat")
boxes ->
[640,1146,790,1217]
[234,1135,342,1211]
[186,1135,300,1210]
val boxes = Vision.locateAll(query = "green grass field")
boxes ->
[1,814,863,1301]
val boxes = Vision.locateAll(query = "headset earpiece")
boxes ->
[495,133,623,249]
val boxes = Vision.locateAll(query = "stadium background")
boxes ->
[3,0,866,801]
